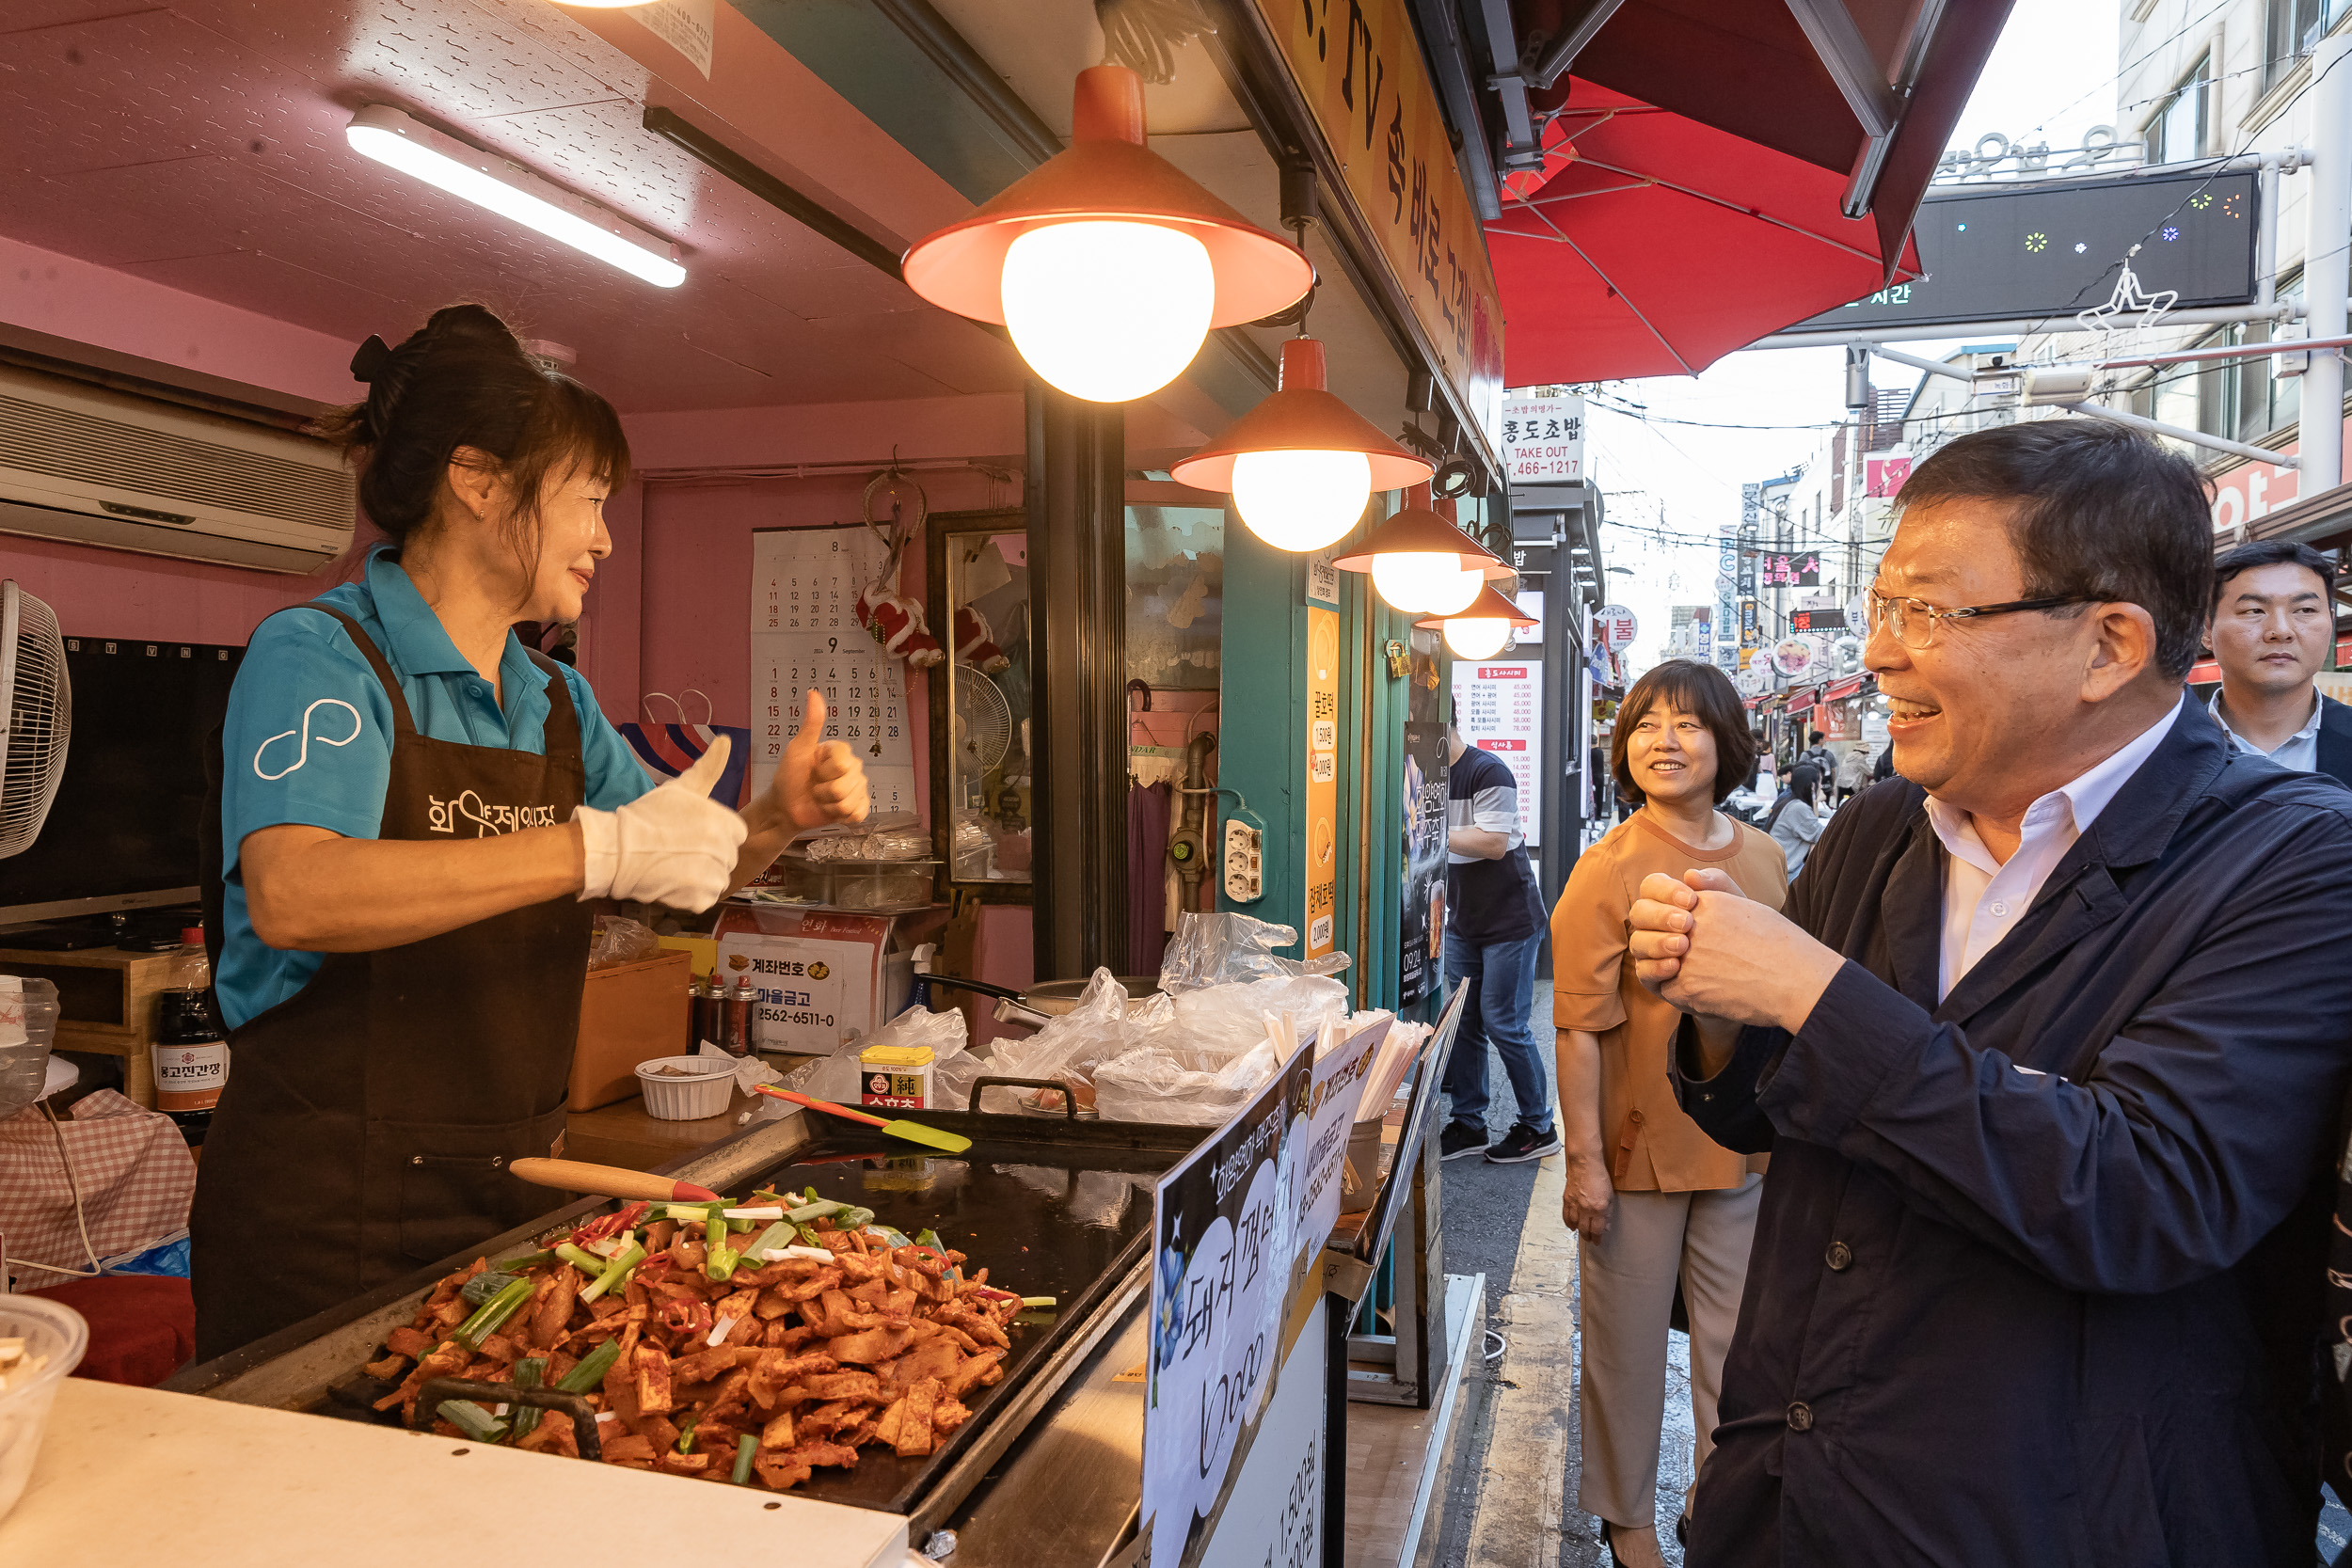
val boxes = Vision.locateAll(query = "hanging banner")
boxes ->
[1143,1040,1313,1568]
[1399,629,1448,1005]
[1248,0,1507,446]
[1305,607,1341,958]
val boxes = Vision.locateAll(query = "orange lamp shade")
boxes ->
[1170,339,1435,493]
[1413,583,1539,631]
[1327,486,1506,575]
[900,65,1314,329]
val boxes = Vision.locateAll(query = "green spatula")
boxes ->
[754,1085,973,1154]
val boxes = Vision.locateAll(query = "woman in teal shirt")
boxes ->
[193,305,867,1357]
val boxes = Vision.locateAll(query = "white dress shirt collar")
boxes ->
[2207,687,2323,774]
[1923,693,2185,1000]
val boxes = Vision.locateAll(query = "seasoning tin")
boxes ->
[858,1041,933,1110]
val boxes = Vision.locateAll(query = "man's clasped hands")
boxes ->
[1628,871,1849,1040]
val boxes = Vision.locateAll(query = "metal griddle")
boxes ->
[168,1089,1203,1533]
[709,1103,1183,1515]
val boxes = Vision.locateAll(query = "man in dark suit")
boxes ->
[2208,539,2352,789]
[1626,420,2352,1566]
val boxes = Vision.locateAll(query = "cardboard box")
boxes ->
[568,949,692,1112]
[708,907,914,1054]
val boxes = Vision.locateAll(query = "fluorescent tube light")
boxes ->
[344,104,685,288]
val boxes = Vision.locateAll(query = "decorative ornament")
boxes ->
[954,604,1010,673]
[854,460,943,667]
[856,585,945,667]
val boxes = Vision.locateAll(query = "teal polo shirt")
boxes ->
[215,546,655,1028]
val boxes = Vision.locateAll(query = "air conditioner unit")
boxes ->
[0,362,355,574]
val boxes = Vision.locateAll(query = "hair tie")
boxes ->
[350,334,393,383]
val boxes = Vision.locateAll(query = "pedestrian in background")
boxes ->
[1833,741,1868,805]
[1438,721,1558,1164]
[1552,658,1784,1567]
[2206,539,2352,787]
[1767,761,1822,878]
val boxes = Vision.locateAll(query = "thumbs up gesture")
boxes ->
[574,734,751,911]
[770,688,870,830]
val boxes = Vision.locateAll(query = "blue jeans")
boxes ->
[1440,927,1553,1136]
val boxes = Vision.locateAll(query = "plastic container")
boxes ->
[0,1292,89,1524]
[770,853,940,911]
[633,1054,736,1120]
[0,976,60,1124]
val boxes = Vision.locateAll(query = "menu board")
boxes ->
[750,526,918,817]
[1451,661,1542,847]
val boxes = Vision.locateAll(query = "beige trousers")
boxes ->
[1575,1173,1762,1528]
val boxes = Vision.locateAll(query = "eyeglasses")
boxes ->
[1865,588,2092,649]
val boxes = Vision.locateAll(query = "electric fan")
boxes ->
[954,672,1011,774]
[1,579,71,859]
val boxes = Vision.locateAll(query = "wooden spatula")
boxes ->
[753,1085,973,1154]
[510,1157,720,1202]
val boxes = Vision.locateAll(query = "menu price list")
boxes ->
[1451,660,1542,846]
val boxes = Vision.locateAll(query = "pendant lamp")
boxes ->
[1330,486,1508,612]
[1170,338,1434,551]
[901,66,1315,404]
[1417,583,1539,660]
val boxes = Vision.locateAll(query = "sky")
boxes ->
[1588,0,2123,670]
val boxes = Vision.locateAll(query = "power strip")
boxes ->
[1222,818,1264,903]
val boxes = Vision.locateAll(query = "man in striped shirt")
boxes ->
[1439,722,1557,1164]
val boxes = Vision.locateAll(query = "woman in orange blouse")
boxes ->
[1552,659,1787,1568]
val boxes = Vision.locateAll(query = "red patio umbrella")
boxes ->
[1488,78,1922,381]
[1488,0,2013,382]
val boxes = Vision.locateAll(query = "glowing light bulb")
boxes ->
[1422,564,1485,616]
[1371,552,1454,611]
[1443,616,1513,660]
[1230,449,1372,551]
[1000,221,1214,403]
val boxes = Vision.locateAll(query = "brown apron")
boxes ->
[192,607,589,1361]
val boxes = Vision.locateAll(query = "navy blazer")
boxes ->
[1673,700,2352,1567]
[2315,693,2352,792]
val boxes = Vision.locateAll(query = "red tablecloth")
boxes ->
[26,1275,196,1387]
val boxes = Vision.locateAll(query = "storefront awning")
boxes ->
[1486,0,2014,382]
[1822,673,1867,702]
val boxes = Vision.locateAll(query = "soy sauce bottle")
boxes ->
[152,927,229,1146]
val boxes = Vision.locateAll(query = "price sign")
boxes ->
[1143,1041,1313,1568]
[1450,661,1542,846]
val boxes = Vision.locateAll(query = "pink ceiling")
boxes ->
[0,0,1025,412]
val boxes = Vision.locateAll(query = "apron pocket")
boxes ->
[379,1120,542,1266]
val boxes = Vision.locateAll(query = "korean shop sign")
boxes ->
[1250,0,1507,447]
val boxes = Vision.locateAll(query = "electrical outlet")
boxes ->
[1223,818,1263,903]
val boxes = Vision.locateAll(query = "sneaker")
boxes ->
[1438,1121,1490,1161]
[1486,1122,1564,1164]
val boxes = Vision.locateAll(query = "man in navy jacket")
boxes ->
[1629,420,2352,1566]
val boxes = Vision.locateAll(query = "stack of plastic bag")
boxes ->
[977,912,1350,1125]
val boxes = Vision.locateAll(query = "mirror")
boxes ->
[929,512,1032,890]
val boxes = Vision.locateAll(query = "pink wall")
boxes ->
[0,235,359,406]
[1,532,342,645]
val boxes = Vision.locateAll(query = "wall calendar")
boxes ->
[750,526,918,818]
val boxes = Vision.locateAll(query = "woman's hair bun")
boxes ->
[320,300,628,554]
[416,302,523,356]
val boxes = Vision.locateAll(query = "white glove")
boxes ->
[576,737,748,911]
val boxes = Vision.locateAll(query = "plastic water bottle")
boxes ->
[152,926,228,1144]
